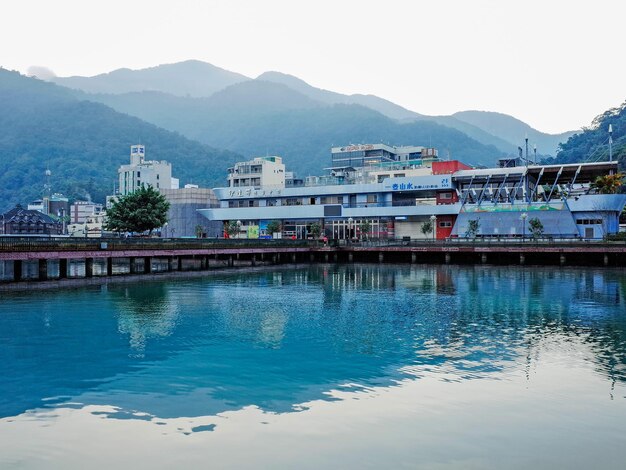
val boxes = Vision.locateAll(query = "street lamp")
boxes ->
[520,212,528,241]
[348,217,353,240]
[430,215,437,242]
[236,220,242,239]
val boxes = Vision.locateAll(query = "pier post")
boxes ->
[378,252,384,263]
[251,255,256,266]
[445,253,451,264]
[205,255,210,269]
[519,254,525,265]
[291,253,297,263]
[559,254,566,266]
[277,253,281,264]
[144,257,151,274]
[13,260,22,282]
[228,255,234,267]
[481,254,488,264]
[38,259,48,281]
[167,256,175,272]
[348,252,354,262]
[200,256,207,270]
[604,254,609,266]
[411,252,417,263]
[333,253,338,263]
[59,258,67,279]
[177,256,183,271]
[107,257,113,276]
[324,253,329,263]
[85,258,94,278]
[309,253,315,263]
[129,257,137,274]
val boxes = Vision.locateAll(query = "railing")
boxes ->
[0,237,313,253]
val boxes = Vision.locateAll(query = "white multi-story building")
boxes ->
[227,156,285,189]
[70,201,104,224]
[118,145,179,196]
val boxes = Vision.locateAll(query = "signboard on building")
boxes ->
[382,176,452,191]
[247,225,259,239]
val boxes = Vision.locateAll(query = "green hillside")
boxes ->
[551,101,626,168]
[0,69,242,211]
[83,80,505,175]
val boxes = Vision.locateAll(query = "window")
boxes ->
[137,171,141,178]
[439,221,452,228]
[440,192,452,200]
[367,194,378,204]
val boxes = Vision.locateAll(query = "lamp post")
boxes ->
[236,220,242,239]
[520,212,528,241]
[347,217,353,240]
[430,214,437,242]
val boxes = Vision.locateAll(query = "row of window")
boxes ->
[576,219,603,225]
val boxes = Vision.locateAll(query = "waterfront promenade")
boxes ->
[1,236,626,283]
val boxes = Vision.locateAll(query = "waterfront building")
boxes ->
[160,185,221,238]
[199,145,626,240]
[0,204,63,235]
[118,145,180,196]
[67,213,106,238]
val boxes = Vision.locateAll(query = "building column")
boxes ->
[85,258,94,278]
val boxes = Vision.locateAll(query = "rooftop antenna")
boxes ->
[533,144,537,164]
[609,124,613,162]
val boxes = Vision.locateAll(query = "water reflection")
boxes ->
[0,264,625,423]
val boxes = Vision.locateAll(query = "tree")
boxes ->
[105,185,169,235]
[421,220,433,238]
[310,222,322,239]
[465,219,480,238]
[266,220,282,236]
[528,217,544,239]
[195,224,204,238]
[224,221,239,238]
[590,173,625,194]
[359,220,371,240]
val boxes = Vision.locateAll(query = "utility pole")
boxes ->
[609,124,613,162]
[525,133,529,167]
[533,144,537,164]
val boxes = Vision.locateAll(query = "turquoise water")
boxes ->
[1,264,626,469]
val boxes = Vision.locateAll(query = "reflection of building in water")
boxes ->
[112,284,180,354]
[258,310,288,348]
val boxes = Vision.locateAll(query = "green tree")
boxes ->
[310,222,322,239]
[359,220,371,240]
[590,173,625,194]
[266,220,282,236]
[465,219,480,238]
[105,185,169,235]
[421,220,433,238]
[528,217,544,239]
[195,224,205,238]
[225,221,239,238]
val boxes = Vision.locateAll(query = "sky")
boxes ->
[2,0,625,134]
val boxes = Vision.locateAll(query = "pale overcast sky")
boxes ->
[2,0,625,134]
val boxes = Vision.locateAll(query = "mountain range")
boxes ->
[50,60,576,157]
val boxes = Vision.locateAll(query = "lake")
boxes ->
[1,264,625,469]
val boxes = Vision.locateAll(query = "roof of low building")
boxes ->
[1,205,59,224]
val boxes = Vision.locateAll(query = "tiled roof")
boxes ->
[1,205,59,224]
